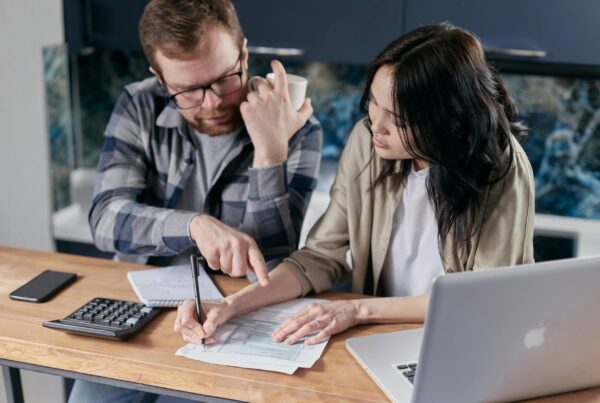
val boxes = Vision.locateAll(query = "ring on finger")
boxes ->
[313,320,321,331]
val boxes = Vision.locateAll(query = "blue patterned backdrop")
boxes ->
[503,75,600,219]
[45,48,599,225]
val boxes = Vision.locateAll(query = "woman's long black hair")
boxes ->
[360,23,527,256]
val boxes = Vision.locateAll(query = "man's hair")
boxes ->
[139,0,244,71]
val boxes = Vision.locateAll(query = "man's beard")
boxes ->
[185,106,244,135]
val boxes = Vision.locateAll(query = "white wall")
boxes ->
[0,0,61,251]
[0,1,66,401]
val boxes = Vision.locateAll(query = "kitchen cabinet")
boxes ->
[405,0,600,66]
[232,0,404,64]
[64,0,600,67]
[64,0,405,64]
[64,0,148,53]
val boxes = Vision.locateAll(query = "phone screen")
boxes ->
[9,270,77,302]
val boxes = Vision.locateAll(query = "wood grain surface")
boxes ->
[0,247,598,402]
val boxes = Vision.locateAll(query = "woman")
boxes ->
[174,23,535,346]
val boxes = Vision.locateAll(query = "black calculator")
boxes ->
[43,298,162,340]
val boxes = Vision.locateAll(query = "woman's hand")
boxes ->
[173,299,236,345]
[272,300,361,346]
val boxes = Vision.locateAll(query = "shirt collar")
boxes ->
[156,100,186,129]
[410,165,430,178]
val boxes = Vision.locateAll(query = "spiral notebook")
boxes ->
[127,264,224,307]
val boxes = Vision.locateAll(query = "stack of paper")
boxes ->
[176,298,329,374]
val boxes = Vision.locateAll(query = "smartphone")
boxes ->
[9,270,77,303]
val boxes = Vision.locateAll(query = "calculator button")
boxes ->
[126,318,140,326]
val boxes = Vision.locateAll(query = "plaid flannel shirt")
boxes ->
[89,77,323,266]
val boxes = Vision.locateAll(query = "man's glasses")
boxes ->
[166,51,244,110]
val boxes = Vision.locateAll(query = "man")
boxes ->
[89,0,322,285]
[70,0,322,401]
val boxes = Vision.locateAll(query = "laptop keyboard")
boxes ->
[396,363,418,384]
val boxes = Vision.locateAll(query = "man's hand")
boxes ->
[189,215,270,286]
[240,60,313,167]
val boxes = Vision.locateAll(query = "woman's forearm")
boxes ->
[354,294,430,325]
[271,293,431,345]
[226,262,304,318]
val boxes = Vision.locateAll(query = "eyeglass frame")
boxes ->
[161,50,245,110]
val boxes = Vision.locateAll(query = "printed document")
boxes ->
[176,298,329,374]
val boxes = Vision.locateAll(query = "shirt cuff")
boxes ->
[161,210,198,252]
[248,161,288,200]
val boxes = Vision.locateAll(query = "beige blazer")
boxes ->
[285,119,535,296]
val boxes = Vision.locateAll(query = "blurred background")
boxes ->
[1,0,599,401]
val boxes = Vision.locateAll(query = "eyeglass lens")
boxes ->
[174,73,242,109]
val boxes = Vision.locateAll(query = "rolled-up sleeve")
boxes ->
[242,116,323,269]
[283,122,367,295]
[89,91,196,256]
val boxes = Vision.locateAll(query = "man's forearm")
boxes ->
[242,120,322,263]
[242,161,298,262]
[225,262,304,318]
[252,150,288,168]
[90,197,197,255]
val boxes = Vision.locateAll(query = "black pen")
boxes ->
[190,254,205,350]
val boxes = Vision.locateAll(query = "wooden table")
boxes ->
[1,247,599,403]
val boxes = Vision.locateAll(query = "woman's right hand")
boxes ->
[173,299,235,345]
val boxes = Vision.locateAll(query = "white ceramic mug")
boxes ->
[266,73,308,111]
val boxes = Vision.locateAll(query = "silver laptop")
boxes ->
[346,256,600,403]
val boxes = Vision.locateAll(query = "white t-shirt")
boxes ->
[381,167,445,297]
[178,127,243,210]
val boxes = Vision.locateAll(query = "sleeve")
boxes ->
[89,91,197,256]
[284,121,367,295]
[473,143,536,269]
[240,115,323,269]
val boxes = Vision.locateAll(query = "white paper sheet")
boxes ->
[176,298,329,374]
